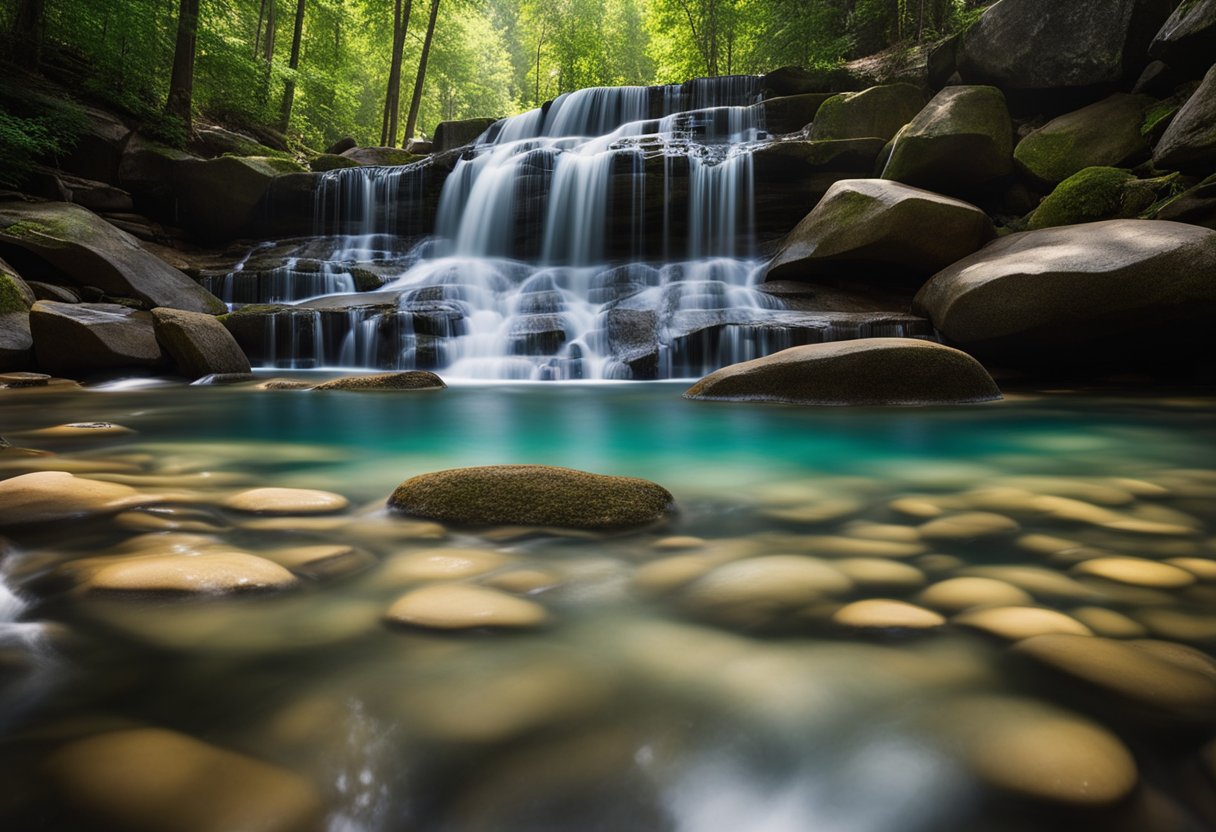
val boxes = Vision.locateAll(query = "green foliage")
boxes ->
[0,76,87,187]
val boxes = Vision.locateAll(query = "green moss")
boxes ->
[0,274,31,314]
[1141,100,1181,139]
[1028,167,1157,229]
[234,155,307,174]
[313,371,445,391]
[348,267,386,292]
[1014,131,1076,182]
[310,153,360,172]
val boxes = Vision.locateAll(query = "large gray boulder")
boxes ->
[1150,0,1216,77]
[432,118,498,152]
[58,106,133,184]
[807,85,925,142]
[882,86,1013,196]
[0,259,35,371]
[913,220,1216,369]
[756,93,833,135]
[172,156,304,242]
[1014,94,1156,186]
[29,301,168,375]
[764,179,995,282]
[957,0,1173,92]
[338,147,422,167]
[684,339,1001,406]
[1152,64,1216,172]
[387,465,675,529]
[151,308,252,379]
[0,201,224,314]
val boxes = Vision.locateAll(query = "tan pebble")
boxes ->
[385,583,548,630]
[832,599,944,630]
[13,422,136,439]
[379,548,510,583]
[652,535,706,551]
[632,554,722,594]
[956,486,1045,515]
[1134,608,1216,643]
[840,521,922,542]
[485,569,561,594]
[760,499,861,525]
[1166,557,1216,581]
[222,487,349,515]
[799,535,926,558]
[240,516,349,532]
[44,728,324,832]
[86,472,252,489]
[113,509,228,534]
[917,577,1034,613]
[1014,634,1216,724]
[0,471,158,527]
[1070,606,1148,638]
[916,554,965,572]
[1128,639,1216,679]
[888,497,947,518]
[85,552,298,594]
[683,555,853,609]
[994,476,1135,506]
[1016,533,1084,556]
[0,457,143,476]
[110,533,224,555]
[833,558,926,590]
[954,606,1093,641]
[941,695,1138,806]
[260,545,372,578]
[959,565,1099,601]
[1108,477,1170,497]
[341,518,447,542]
[919,512,1019,541]
[1073,557,1197,589]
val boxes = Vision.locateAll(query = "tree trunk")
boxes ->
[260,0,278,105]
[381,0,413,147]
[12,0,47,68]
[279,0,307,131]
[402,0,441,145]
[166,0,200,132]
[254,0,268,57]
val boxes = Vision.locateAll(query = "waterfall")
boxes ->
[232,76,879,380]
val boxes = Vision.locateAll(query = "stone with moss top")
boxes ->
[1028,167,1161,230]
[388,465,675,530]
[312,371,445,391]
[808,84,925,143]
[1014,94,1154,186]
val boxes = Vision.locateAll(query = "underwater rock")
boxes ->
[918,511,1019,541]
[953,606,1094,641]
[311,370,446,391]
[1072,556,1198,589]
[378,548,511,584]
[832,599,944,630]
[387,465,675,530]
[82,552,298,594]
[384,583,548,630]
[151,307,252,379]
[916,576,1035,613]
[683,339,1002,406]
[0,471,156,527]
[222,487,350,515]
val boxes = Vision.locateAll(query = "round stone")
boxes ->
[760,499,861,525]
[44,727,324,832]
[385,583,549,630]
[222,487,350,515]
[1073,557,1198,589]
[485,568,561,593]
[942,695,1138,806]
[683,555,853,610]
[0,471,156,527]
[652,536,706,550]
[260,545,373,579]
[84,553,298,594]
[632,554,721,594]
[832,599,945,630]
[919,512,1020,540]
[832,558,926,590]
[1070,606,1148,638]
[311,371,445,391]
[15,422,135,439]
[0,372,51,388]
[954,606,1093,641]
[958,565,1099,601]
[841,522,923,542]
[1013,634,1216,724]
[799,535,927,558]
[1166,557,1216,581]
[379,548,510,584]
[889,497,947,518]
[917,577,1034,612]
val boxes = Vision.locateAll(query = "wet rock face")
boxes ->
[151,307,252,379]
[1152,63,1216,172]
[29,301,169,376]
[1149,0,1216,77]
[683,338,1002,406]
[912,220,1216,371]
[387,465,676,530]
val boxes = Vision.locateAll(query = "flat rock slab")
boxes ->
[311,371,445,391]
[29,301,168,376]
[387,465,675,530]
[684,338,1001,406]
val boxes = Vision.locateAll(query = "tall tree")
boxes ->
[166,0,201,132]
[11,0,46,67]
[381,0,415,146]
[402,0,441,143]
[279,0,308,130]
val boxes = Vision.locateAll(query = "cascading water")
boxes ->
[228,77,922,379]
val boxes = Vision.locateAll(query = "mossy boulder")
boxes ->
[338,147,423,167]
[0,201,225,314]
[432,118,498,152]
[29,301,169,376]
[807,84,926,142]
[1150,0,1216,77]
[1153,63,1216,172]
[0,262,35,371]
[957,0,1173,92]
[913,220,1216,370]
[1027,167,1163,229]
[387,465,675,530]
[312,371,445,391]
[684,339,1001,406]
[764,179,995,281]
[756,93,834,134]
[882,86,1013,196]
[309,153,361,172]
[1015,94,1156,186]
[151,307,252,379]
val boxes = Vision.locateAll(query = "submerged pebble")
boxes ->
[0,471,157,527]
[916,577,1034,613]
[378,548,510,584]
[1073,556,1198,589]
[385,583,549,630]
[953,606,1093,641]
[832,599,945,630]
[222,487,350,515]
[83,552,298,594]
[918,511,1019,541]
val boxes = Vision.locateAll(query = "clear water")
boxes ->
[1,383,1214,831]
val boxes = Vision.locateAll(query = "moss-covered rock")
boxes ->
[1014,94,1156,186]
[764,179,995,281]
[312,371,445,391]
[882,86,1013,196]
[807,84,926,142]
[339,147,423,167]
[0,271,33,314]
[684,339,1002,406]
[309,153,361,172]
[387,465,675,529]
[1027,167,1165,229]
[1153,63,1216,171]
[756,93,834,134]
[151,307,252,379]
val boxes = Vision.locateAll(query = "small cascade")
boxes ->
[229,75,912,379]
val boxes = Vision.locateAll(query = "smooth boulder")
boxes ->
[0,201,224,313]
[683,339,1001,406]
[387,465,675,530]
[151,308,252,379]
[30,301,168,375]
[1150,0,1216,77]
[311,371,445,391]
[956,0,1172,92]
[1153,63,1216,171]
[0,265,34,370]
[171,156,300,241]
[913,220,1216,368]
[1014,94,1156,186]
[432,118,498,152]
[764,179,994,281]
[881,86,1013,195]
[1027,167,1162,230]
[807,84,925,142]
[338,146,421,167]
